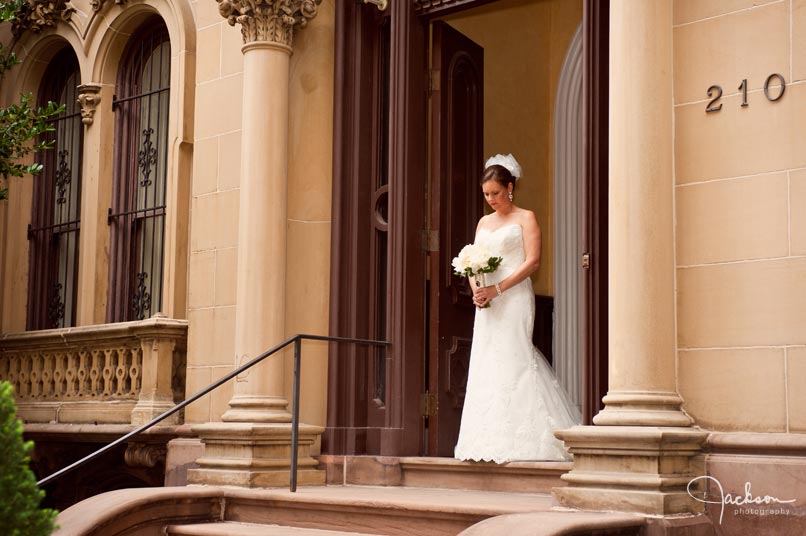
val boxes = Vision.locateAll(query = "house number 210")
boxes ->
[706,73,786,113]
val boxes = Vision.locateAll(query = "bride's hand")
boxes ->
[473,286,496,307]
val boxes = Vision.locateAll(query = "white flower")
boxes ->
[452,242,501,276]
[452,244,474,274]
[467,243,492,273]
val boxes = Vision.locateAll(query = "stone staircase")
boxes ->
[54,457,647,536]
[167,522,383,535]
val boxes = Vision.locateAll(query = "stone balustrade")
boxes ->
[0,314,187,425]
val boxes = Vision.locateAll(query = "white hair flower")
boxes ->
[484,153,522,180]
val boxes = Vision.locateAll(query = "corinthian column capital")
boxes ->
[217,0,321,47]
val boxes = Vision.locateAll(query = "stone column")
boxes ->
[220,7,294,425]
[554,0,708,517]
[594,0,689,430]
[189,0,325,488]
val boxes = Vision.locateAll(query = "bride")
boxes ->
[454,154,581,463]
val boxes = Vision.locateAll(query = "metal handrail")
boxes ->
[36,334,390,492]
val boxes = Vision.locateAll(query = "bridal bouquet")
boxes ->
[452,243,503,308]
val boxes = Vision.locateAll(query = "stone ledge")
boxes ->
[457,511,646,536]
[400,456,571,493]
[399,456,573,475]
[167,522,380,535]
[24,422,197,442]
[555,425,708,454]
[0,315,188,347]
[707,431,806,456]
[317,455,572,493]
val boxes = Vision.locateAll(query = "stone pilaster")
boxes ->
[130,314,185,426]
[554,0,708,516]
[189,0,325,489]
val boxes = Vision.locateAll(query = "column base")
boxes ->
[554,425,708,515]
[593,390,694,427]
[188,422,325,488]
[221,395,292,423]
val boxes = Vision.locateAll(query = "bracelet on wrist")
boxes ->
[495,283,502,296]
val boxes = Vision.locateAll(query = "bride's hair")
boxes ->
[481,164,516,190]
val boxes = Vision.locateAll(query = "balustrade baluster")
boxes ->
[29,354,41,399]
[130,347,142,395]
[90,349,102,397]
[114,347,128,396]
[77,350,89,399]
[53,353,65,398]
[42,353,53,398]
[65,352,77,399]
[102,349,114,397]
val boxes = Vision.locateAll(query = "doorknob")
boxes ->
[581,253,591,269]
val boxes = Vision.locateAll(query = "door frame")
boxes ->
[326,0,608,456]
[325,0,427,456]
[581,0,609,423]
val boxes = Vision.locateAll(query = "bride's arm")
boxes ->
[498,211,541,293]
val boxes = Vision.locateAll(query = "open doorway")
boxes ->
[326,0,607,458]
[425,0,586,457]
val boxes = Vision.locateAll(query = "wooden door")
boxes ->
[427,22,484,457]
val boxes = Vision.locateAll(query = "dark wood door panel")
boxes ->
[428,21,484,456]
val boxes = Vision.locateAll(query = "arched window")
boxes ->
[27,48,83,330]
[107,18,170,322]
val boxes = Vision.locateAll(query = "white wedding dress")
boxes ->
[454,224,581,463]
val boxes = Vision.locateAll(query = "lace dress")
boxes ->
[454,224,581,463]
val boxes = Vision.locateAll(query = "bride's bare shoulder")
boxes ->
[476,214,493,230]
[515,208,539,228]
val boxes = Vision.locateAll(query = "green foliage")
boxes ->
[0,381,58,536]
[0,0,65,201]
[0,94,63,178]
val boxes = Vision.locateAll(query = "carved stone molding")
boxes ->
[90,0,127,12]
[77,83,102,126]
[11,0,75,39]
[217,0,322,47]
[124,442,167,468]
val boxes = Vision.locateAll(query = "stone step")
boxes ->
[165,487,643,536]
[215,485,555,536]
[318,456,571,494]
[167,521,383,536]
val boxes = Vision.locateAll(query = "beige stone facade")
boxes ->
[674,0,806,435]
[1,0,806,533]
[0,0,334,430]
